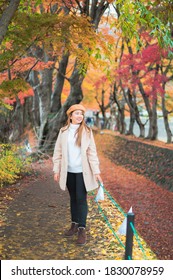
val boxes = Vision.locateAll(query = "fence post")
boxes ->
[125,212,135,260]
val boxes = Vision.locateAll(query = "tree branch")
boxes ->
[24,59,40,81]
[54,66,70,82]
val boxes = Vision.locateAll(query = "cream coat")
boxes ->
[53,127,100,192]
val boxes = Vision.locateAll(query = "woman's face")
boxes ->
[71,110,84,124]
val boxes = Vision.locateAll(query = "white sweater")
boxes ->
[67,123,83,173]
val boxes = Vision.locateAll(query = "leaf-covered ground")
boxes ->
[0,130,172,260]
[94,131,173,260]
[103,132,173,191]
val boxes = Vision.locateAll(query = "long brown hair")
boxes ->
[62,113,90,146]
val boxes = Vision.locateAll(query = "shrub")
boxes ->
[0,144,31,186]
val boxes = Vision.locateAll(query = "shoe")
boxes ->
[64,222,78,237]
[76,227,86,246]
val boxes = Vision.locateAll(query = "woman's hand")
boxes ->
[54,173,59,182]
[95,174,103,185]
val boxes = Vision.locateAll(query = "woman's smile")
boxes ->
[71,110,84,124]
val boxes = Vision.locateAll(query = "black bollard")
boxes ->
[125,212,135,260]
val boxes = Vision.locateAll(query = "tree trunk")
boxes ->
[123,88,145,137]
[133,94,145,138]
[162,96,172,143]
[42,59,85,151]
[0,0,21,45]
[31,91,40,130]
[51,52,69,113]
[37,68,53,147]
[119,106,126,134]
[91,1,109,29]
[23,97,31,128]
[150,98,158,140]
[127,114,135,135]
[0,110,11,143]
[125,90,135,135]
[135,110,145,138]
[95,88,109,128]
[112,83,126,134]
[138,82,153,139]
[28,47,54,148]
[9,98,24,142]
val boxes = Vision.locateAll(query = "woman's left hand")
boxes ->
[95,174,103,185]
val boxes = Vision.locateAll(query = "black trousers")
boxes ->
[66,172,88,228]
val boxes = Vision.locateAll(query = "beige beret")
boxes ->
[66,104,86,116]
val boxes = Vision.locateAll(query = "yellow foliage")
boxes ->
[0,144,31,187]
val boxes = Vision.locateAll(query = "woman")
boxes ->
[53,104,102,246]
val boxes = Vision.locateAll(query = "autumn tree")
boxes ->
[1,0,112,150]
[0,1,105,146]
[114,33,173,142]
[1,0,173,148]
[39,0,112,150]
[106,1,173,142]
[115,0,173,48]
